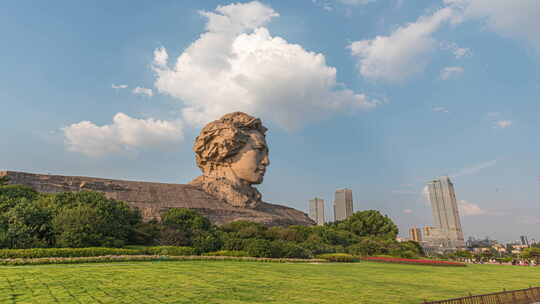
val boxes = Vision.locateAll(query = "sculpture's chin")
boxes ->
[247,176,264,185]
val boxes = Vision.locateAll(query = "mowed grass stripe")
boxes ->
[0,261,539,304]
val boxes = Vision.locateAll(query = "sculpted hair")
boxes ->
[193,112,267,172]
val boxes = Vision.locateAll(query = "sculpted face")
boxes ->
[229,132,269,184]
[191,112,271,208]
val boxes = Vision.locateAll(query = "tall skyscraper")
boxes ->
[409,227,422,242]
[309,197,325,226]
[334,188,353,221]
[520,235,529,246]
[426,176,465,249]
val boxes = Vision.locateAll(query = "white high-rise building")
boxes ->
[309,198,325,225]
[426,176,465,249]
[334,188,353,221]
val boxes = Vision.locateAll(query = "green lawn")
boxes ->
[0,261,539,304]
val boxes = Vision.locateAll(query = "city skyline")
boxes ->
[1,0,539,242]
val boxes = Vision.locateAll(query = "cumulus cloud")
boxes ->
[495,120,512,128]
[112,84,128,89]
[440,66,464,80]
[348,6,457,82]
[63,113,183,157]
[440,42,472,59]
[132,86,154,97]
[446,0,540,54]
[339,0,375,5]
[153,1,378,130]
[459,200,487,216]
[153,47,168,66]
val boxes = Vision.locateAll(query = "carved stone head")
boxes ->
[193,112,269,184]
[190,112,269,208]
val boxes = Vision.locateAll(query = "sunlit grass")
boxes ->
[0,261,538,303]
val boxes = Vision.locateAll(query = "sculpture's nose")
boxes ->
[261,153,270,167]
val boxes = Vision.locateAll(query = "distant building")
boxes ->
[409,227,422,242]
[520,235,529,246]
[426,176,465,250]
[333,188,353,221]
[309,197,325,226]
[466,237,495,248]
[422,226,440,240]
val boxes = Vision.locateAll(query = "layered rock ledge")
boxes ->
[0,171,314,226]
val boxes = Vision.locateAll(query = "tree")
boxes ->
[522,248,540,260]
[1,199,53,248]
[334,210,399,239]
[162,208,211,232]
[0,176,9,186]
[51,192,142,248]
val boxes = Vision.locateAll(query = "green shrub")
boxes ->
[202,250,250,257]
[316,253,359,263]
[222,234,248,251]
[300,239,343,255]
[272,241,312,259]
[0,185,38,201]
[332,210,398,239]
[245,239,278,258]
[161,208,211,231]
[0,247,140,259]
[0,199,54,249]
[192,231,223,254]
[142,246,197,256]
[51,192,142,248]
[220,221,266,239]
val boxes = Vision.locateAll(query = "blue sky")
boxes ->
[1,0,539,243]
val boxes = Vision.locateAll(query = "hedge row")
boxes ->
[0,255,328,266]
[316,253,359,263]
[0,246,195,259]
[202,250,250,257]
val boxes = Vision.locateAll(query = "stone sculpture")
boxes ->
[189,112,269,208]
[0,112,314,226]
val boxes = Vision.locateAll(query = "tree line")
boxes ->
[0,184,423,259]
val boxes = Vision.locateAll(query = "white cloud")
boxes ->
[451,159,497,178]
[440,66,464,80]
[433,106,449,113]
[112,84,128,89]
[446,0,540,54]
[153,1,378,130]
[153,47,168,66]
[339,0,375,5]
[459,200,487,216]
[63,113,183,157]
[132,86,154,97]
[348,6,457,82]
[403,209,413,214]
[440,42,472,59]
[312,0,333,11]
[495,120,512,128]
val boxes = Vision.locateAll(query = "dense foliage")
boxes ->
[0,185,422,259]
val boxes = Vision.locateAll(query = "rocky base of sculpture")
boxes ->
[0,171,314,226]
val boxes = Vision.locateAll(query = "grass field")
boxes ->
[0,261,539,304]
